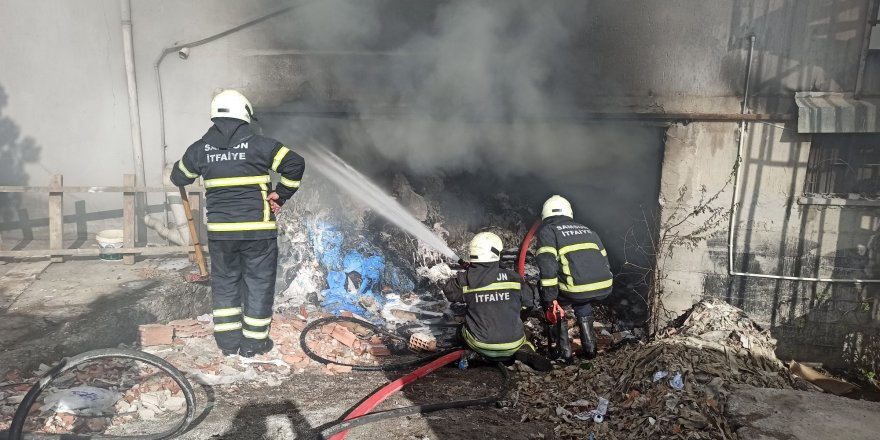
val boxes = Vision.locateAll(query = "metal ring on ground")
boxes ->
[7,348,197,440]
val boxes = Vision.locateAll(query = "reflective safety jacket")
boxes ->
[443,263,534,358]
[170,118,305,240]
[536,216,613,307]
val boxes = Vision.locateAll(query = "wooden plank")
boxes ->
[0,245,204,258]
[0,260,51,312]
[188,190,202,244]
[48,175,63,263]
[0,185,205,193]
[123,174,136,265]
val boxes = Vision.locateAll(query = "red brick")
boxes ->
[168,319,199,328]
[340,311,353,317]
[138,324,173,346]
[352,340,367,356]
[290,319,306,331]
[60,413,76,428]
[330,326,358,348]
[368,343,391,356]
[320,324,337,335]
[409,333,437,352]
[283,354,307,366]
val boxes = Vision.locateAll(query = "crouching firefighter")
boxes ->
[443,232,551,372]
[170,90,305,358]
[537,195,613,360]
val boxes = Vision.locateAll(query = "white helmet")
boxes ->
[210,89,254,123]
[542,195,573,220]
[468,232,503,263]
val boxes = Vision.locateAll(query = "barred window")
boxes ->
[804,135,880,197]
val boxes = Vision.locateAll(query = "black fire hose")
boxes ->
[298,316,459,371]
[299,317,511,439]
[5,348,197,440]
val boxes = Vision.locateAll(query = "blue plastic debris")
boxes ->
[652,371,669,382]
[304,217,420,321]
[343,251,363,274]
[669,372,685,390]
[361,255,384,293]
[309,221,344,271]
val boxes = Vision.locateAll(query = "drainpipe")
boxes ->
[150,4,294,236]
[153,5,294,174]
[120,0,147,190]
[855,0,880,99]
[726,35,880,284]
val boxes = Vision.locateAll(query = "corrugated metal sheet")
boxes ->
[796,92,880,133]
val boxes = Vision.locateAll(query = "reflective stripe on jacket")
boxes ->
[170,118,305,240]
[443,263,534,358]
[536,216,613,306]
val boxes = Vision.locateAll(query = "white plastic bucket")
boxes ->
[96,229,124,261]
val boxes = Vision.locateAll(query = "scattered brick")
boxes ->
[320,323,337,335]
[330,325,358,348]
[290,319,306,331]
[138,324,173,346]
[368,343,391,357]
[352,340,367,356]
[409,333,437,352]
[283,354,308,366]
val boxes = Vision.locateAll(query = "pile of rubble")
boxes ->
[513,299,811,440]
[0,357,189,434]
[0,306,402,435]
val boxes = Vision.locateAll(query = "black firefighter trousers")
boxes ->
[208,239,278,352]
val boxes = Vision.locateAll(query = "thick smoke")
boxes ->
[262,0,661,324]
[263,0,651,177]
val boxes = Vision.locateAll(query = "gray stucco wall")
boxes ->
[1,0,878,369]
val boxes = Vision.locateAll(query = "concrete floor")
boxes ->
[0,257,211,373]
[4,259,880,439]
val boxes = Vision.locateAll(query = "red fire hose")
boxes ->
[300,317,511,439]
[328,349,465,440]
[518,220,541,277]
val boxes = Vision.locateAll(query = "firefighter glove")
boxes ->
[545,300,564,324]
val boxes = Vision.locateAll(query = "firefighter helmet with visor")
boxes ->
[210,89,254,123]
[469,232,503,263]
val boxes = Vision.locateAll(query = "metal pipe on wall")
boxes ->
[120,0,146,188]
[153,4,295,174]
[855,0,880,98]
[726,35,880,284]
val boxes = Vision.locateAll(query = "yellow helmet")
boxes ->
[468,232,503,263]
[211,89,254,123]
[542,195,573,220]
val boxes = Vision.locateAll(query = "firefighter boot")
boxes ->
[514,347,553,372]
[577,316,597,359]
[240,339,274,358]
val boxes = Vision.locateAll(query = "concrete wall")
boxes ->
[649,1,880,371]
[1,0,878,368]
[0,0,285,244]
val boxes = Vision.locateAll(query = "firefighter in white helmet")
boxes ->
[536,195,613,360]
[171,89,305,357]
[443,232,551,371]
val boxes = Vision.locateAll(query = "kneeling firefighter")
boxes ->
[443,232,551,371]
[536,195,613,360]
